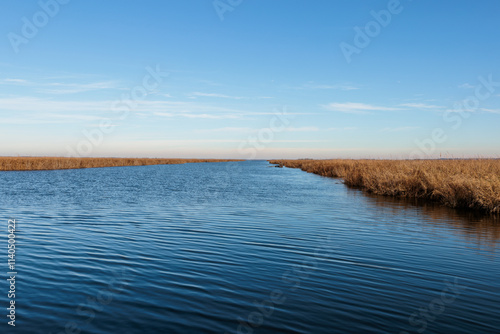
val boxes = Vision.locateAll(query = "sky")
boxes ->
[0,0,499,159]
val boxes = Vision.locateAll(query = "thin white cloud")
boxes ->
[43,113,105,121]
[399,103,445,109]
[37,81,120,94]
[125,139,327,144]
[459,83,475,89]
[0,96,302,123]
[153,112,240,119]
[381,126,420,132]
[2,78,29,84]
[444,107,481,114]
[327,127,358,131]
[0,78,122,94]
[298,82,359,91]
[190,92,246,99]
[196,126,320,134]
[0,113,104,125]
[0,97,112,113]
[0,118,72,125]
[284,126,319,132]
[479,108,500,114]
[0,97,247,115]
[195,127,256,133]
[322,102,401,114]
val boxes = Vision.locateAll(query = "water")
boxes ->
[1,160,499,334]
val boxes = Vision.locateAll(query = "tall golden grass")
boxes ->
[0,157,241,171]
[269,159,500,214]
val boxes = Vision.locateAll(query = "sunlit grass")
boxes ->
[269,159,500,214]
[0,157,241,171]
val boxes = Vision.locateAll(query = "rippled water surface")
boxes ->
[1,161,499,333]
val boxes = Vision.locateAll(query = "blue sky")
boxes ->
[1,0,499,159]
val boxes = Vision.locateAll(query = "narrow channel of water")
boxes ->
[0,161,498,333]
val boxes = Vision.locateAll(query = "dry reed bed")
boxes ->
[269,159,500,214]
[0,157,241,171]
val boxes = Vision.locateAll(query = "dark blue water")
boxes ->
[1,161,499,333]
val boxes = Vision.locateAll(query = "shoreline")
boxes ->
[0,157,242,171]
[269,159,500,215]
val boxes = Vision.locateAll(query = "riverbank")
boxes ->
[0,157,241,171]
[269,159,500,214]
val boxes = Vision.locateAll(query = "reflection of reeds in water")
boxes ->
[0,157,241,171]
[361,191,500,249]
[269,159,500,215]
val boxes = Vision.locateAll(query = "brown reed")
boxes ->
[269,159,500,214]
[0,157,241,171]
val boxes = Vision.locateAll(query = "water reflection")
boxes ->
[357,189,500,250]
